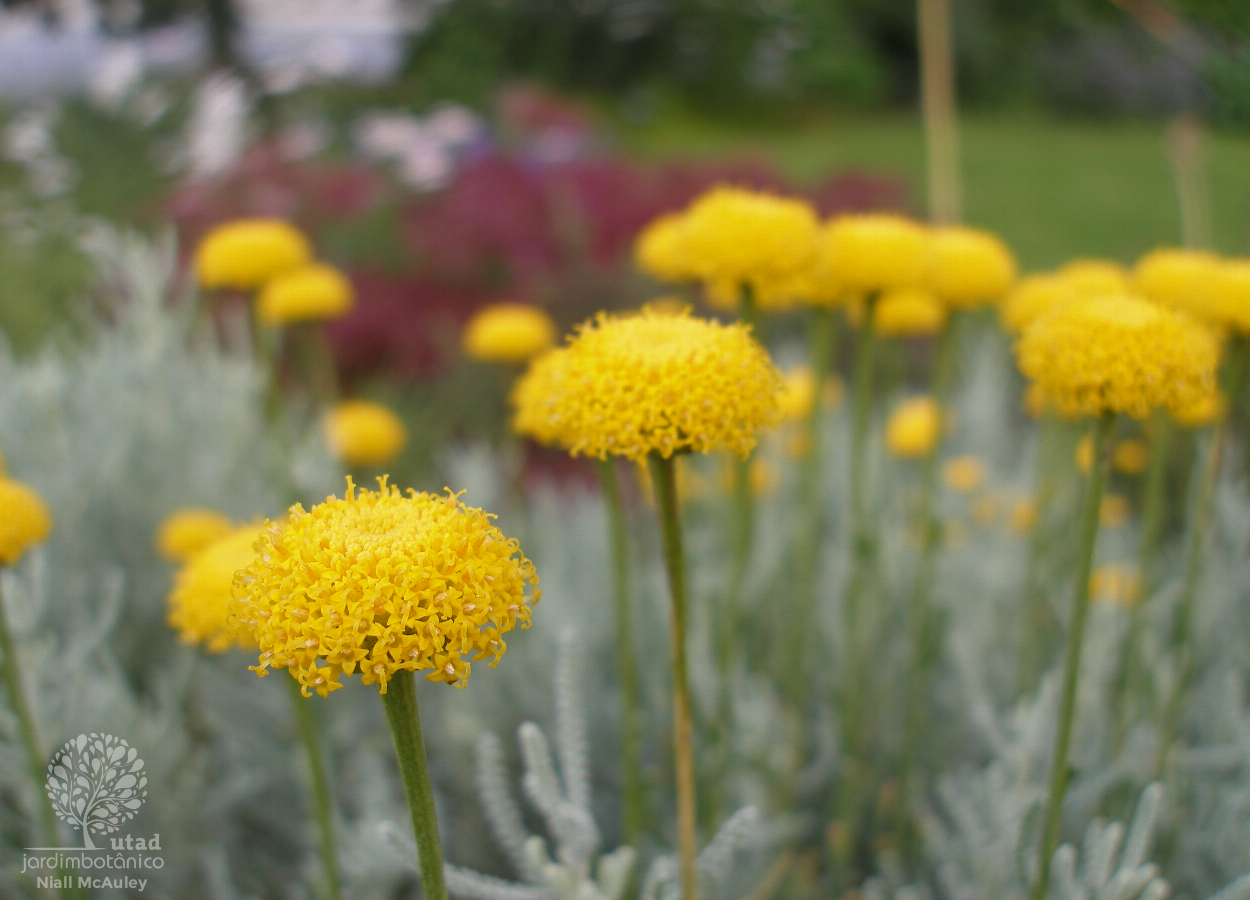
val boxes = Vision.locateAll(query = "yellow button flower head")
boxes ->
[157,508,235,562]
[543,307,781,463]
[1112,439,1149,475]
[873,288,947,337]
[168,525,263,652]
[778,366,817,421]
[233,478,540,697]
[1016,293,1218,419]
[815,214,930,301]
[635,212,693,284]
[1075,434,1094,474]
[1059,259,1131,295]
[943,456,985,492]
[1010,497,1037,533]
[929,226,1017,309]
[463,303,558,365]
[325,400,408,468]
[1133,247,1224,324]
[885,397,941,458]
[1213,259,1250,334]
[669,186,820,305]
[0,479,52,566]
[257,263,355,325]
[511,346,576,448]
[195,219,312,290]
[1100,494,1131,528]
[1000,274,1080,335]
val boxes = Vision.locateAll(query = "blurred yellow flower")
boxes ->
[195,219,312,290]
[1133,247,1224,325]
[1075,434,1094,474]
[943,456,984,492]
[463,303,558,364]
[157,508,235,562]
[1213,259,1250,335]
[871,288,947,337]
[0,479,52,566]
[1100,494,1131,528]
[1112,439,1149,475]
[885,397,941,458]
[1090,564,1141,607]
[257,263,355,325]
[232,479,540,697]
[1058,259,1131,295]
[635,212,691,284]
[535,308,781,463]
[815,214,930,300]
[1016,294,1218,418]
[324,400,408,467]
[1000,274,1080,335]
[1023,382,1053,418]
[929,226,1017,308]
[167,525,262,652]
[1010,497,1037,533]
[778,367,817,421]
[1172,387,1224,428]
[511,347,574,448]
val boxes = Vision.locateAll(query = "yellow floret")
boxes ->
[195,219,312,290]
[324,401,408,468]
[157,508,235,562]
[232,478,540,697]
[929,226,1017,308]
[257,263,355,324]
[0,479,52,566]
[168,525,263,652]
[463,303,557,364]
[885,397,941,458]
[1016,293,1218,419]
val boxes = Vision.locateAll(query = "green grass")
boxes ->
[613,109,1250,271]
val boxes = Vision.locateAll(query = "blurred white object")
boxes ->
[184,72,249,179]
[88,42,144,109]
[353,107,486,191]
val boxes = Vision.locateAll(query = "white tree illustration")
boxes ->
[45,733,147,848]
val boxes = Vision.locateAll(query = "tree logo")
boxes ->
[45,734,147,848]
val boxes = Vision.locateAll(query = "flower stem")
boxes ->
[380,672,448,900]
[918,0,962,224]
[287,677,342,900]
[597,459,645,845]
[787,306,837,704]
[648,452,698,900]
[1013,415,1063,698]
[1031,412,1115,900]
[727,284,758,614]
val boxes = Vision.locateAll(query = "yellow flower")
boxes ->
[1090,564,1141,607]
[972,494,999,525]
[1015,294,1218,418]
[1075,434,1094,474]
[873,288,946,337]
[943,456,984,492]
[232,478,540,697]
[156,509,235,562]
[778,367,817,421]
[0,479,52,566]
[463,303,558,364]
[1213,259,1250,334]
[1010,497,1037,533]
[1058,259,1131,295]
[168,525,263,652]
[195,219,312,290]
[1133,247,1225,325]
[929,226,1017,308]
[885,397,941,458]
[1112,439,1149,475]
[812,214,930,303]
[1000,274,1080,335]
[669,186,821,304]
[1172,387,1224,428]
[1100,494,1131,528]
[635,212,692,284]
[324,401,408,467]
[535,308,781,463]
[257,263,355,324]
[511,347,574,448]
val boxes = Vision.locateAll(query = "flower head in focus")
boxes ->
[886,397,941,458]
[0,479,52,566]
[535,307,781,463]
[929,226,1017,309]
[325,401,408,468]
[257,263,355,325]
[168,525,262,652]
[195,219,312,290]
[463,303,557,365]
[157,508,235,562]
[1016,293,1218,418]
[232,478,540,697]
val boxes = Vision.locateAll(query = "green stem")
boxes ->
[380,672,448,900]
[787,307,837,704]
[287,677,342,900]
[647,453,698,900]
[1013,415,1063,698]
[597,459,644,845]
[1031,412,1115,900]
[727,284,758,615]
